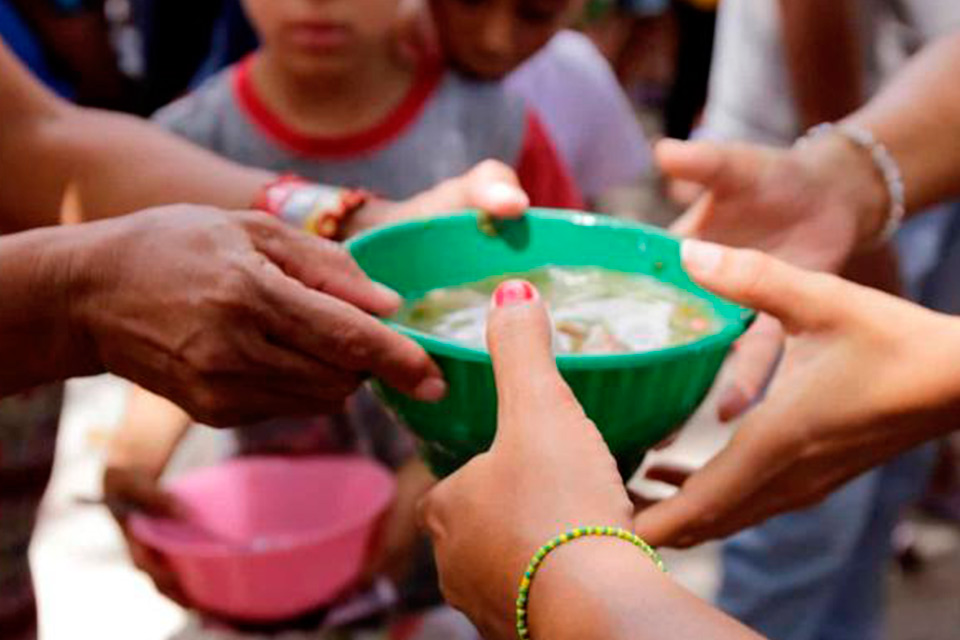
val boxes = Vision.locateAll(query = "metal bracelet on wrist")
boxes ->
[797,122,905,247]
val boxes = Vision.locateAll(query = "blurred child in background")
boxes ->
[430,0,652,206]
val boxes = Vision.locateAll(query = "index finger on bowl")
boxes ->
[258,269,446,403]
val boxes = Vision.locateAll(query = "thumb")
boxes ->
[486,280,575,429]
[464,160,529,218]
[107,470,183,522]
[682,240,833,332]
[656,139,766,195]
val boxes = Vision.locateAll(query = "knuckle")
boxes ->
[320,239,354,265]
[381,333,429,376]
[223,263,259,302]
[733,249,771,301]
[188,386,235,426]
[240,209,283,235]
[186,337,244,378]
[806,273,848,320]
[339,326,377,367]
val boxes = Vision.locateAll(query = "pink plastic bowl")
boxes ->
[130,456,396,622]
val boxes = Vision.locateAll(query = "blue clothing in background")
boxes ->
[717,445,935,640]
[191,0,257,87]
[0,0,73,97]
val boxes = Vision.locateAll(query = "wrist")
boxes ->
[0,225,105,389]
[253,175,374,240]
[340,198,398,238]
[527,537,663,640]
[58,221,122,375]
[794,131,892,251]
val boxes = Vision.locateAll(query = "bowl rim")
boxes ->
[129,456,397,558]
[348,209,756,370]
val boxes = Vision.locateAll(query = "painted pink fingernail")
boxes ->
[493,280,538,308]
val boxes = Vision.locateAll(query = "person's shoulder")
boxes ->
[532,31,615,82]
[506,30,625,112]
[438,70,527,125]
[151,66,239,146]
[416,69,529,168]
[544,31,607,64]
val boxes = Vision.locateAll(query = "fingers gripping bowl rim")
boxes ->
[347,209,755,477]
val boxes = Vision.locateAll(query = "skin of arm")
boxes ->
[530,540,761,640]
[0,36,529,237]
[0,37,272,233]
[103,386,194,606]
[0,223,103,388]
[108,386,193,481]
[845,32,960,214]
[779,0,864,129]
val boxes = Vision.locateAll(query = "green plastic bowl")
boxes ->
[348,209,754,477]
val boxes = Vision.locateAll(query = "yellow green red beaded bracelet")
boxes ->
[515,526,666,640]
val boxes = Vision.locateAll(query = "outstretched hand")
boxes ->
[661,137,886,274]
[345,160,529,236]
[635,240,960,547]
[69,207,447,426]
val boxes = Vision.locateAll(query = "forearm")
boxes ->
[845,32,960,213]
[42,108,273,224]
[528,540,760,640]
[0,225,102,392]
[780,0,864,128]
[109,386,192,479]
[0,39,272,232]
[0,105,272,232]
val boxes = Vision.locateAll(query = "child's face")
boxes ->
[430,0,583,80]
[243,0,401,76]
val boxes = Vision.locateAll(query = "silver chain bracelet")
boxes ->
[797,122,906,246]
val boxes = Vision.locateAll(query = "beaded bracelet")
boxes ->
[797,122,905,247]
[516,527,666,640]
[253,174,372,240]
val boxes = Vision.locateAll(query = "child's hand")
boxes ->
[103,465,190,607]
[418,280,634,640]
[634,241,960,547]
[343,160,529,236]
[367,459,436,583]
